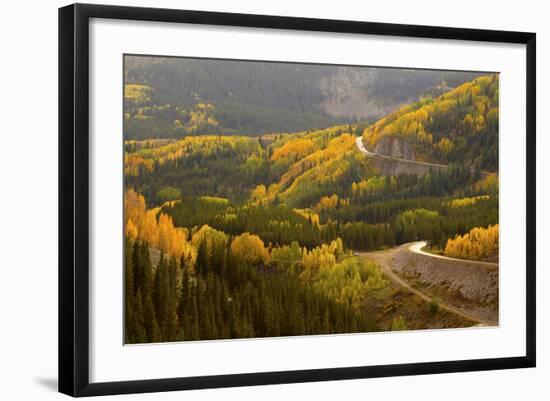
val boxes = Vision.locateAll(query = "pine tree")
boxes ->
[143,290,161,342]
[124,237,135,341]
[195,238,208,276]
[130,290,147,343]
[165,256,180,341]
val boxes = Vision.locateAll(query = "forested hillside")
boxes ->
[362,74,499,171]
[125,112,499,254]
[123,70,499,343]
[125,189,379,343]
[124,55,482,139]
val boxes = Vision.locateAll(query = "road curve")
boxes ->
[359,243,489,325]
[355,135,376,156]
[409,241,498,268]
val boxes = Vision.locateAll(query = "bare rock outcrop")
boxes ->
[374,136,415,160]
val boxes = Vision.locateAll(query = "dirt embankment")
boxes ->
[391,246,499,325]
[357,136,449,176]
[371,157,447,176]
[362,282,474,331]
[356,136,494,177]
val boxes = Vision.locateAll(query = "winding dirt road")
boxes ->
[409,241,498,269]
[359,242,490,326]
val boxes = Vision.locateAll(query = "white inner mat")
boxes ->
[89,17,526,383]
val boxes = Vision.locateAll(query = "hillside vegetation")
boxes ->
[124,55,482,139]
[125,93,499,254]
[123,72,499,342]
[445,224,499,262]
[362,74,499,171]
[125,189,381,343]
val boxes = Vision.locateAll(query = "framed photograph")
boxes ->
[58,3,536,397]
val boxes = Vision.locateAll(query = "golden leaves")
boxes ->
[271,138,317,162]
[124,84,151,103]
[445,224,499,261]
[125,189,195,263]
[230,233,270,265]
[361,74,499,161]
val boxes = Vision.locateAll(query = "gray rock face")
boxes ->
[374,136,415,160]
[318,69,405,120]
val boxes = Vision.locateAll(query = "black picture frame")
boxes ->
[59,3,536,397]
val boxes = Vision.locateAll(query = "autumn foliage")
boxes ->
[230,233,270,265]
[445,224,499,261]
[124,188,379,343]
[125,188,195,264]
[271,138,317,162]
[123,72,501,342]
[362,74,499,170]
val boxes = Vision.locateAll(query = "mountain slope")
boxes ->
[361,74,499,172]
[124,55,483,139]
[124,76,501,214]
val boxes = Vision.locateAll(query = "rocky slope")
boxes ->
[391,246,499,325]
